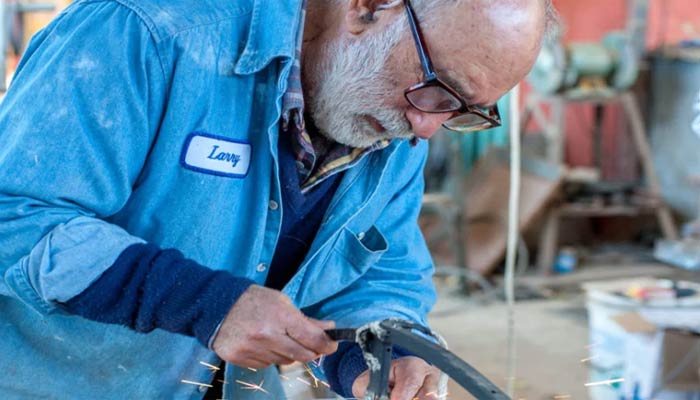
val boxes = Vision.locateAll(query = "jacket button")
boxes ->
[357,232,366,240]
[269,200,279,211]
[256,263,267,272]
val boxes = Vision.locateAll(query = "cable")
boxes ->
[516,235,531,277]
[505,85,522,397]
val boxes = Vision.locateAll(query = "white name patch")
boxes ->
[181,132,252,178]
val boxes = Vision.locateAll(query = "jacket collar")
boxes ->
[234,0,304,75]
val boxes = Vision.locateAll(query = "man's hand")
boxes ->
[352,357,441,400]
[212,285,338,369]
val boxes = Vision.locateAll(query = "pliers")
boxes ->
[326,319,510,400]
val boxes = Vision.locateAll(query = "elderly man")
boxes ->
[0,0,552,398]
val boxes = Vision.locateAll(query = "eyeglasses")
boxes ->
[403,0,502,133]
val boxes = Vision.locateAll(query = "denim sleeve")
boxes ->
[0,2,167,314]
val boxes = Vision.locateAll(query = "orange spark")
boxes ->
[303,363,322,388]
[199,361,220,371]
[181,379,213,388]
[235,379,269,394]
[296,377,312,386]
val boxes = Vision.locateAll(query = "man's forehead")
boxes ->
[438,68,498,108]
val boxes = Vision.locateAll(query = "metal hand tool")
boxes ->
[326,319,510,400]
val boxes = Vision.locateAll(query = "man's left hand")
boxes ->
[351,356,441,400]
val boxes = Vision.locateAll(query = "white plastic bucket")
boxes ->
[584,279,700,400]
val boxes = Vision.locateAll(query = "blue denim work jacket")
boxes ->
[0,0,436,398]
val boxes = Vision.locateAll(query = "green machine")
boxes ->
[528,0,650,99]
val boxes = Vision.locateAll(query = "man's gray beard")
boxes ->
[305,19,413,148]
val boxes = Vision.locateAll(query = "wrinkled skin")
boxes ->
[303,0,546,145]
[212,285,337,368]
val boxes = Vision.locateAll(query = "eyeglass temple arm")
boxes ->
[404,0,437,79]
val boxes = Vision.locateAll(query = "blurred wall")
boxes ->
[6,0,70,79]
[556,0,700,48]
[23,0,72,42]
[534,0,700,178]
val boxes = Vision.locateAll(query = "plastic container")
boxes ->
[553,247,578,274]
[584,279,700,400]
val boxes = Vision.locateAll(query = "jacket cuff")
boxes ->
[324,342,416,398]
[3,217,145,315]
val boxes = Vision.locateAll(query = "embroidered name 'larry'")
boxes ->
[181,133,252,178]
[207,145,242,167]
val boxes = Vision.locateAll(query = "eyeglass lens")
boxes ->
[443,112,495,132]
[405,86,462,113]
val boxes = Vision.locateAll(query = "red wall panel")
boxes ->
[532,0,700,174]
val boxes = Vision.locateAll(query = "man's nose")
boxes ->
[405,108,454,139]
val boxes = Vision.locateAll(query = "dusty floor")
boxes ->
[430,291,591,400]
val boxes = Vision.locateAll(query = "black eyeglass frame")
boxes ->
[402,0,502,132]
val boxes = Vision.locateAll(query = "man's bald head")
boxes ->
[396,0,555,31]
[302,0,553,146]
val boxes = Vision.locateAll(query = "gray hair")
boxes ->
[543,0,561,37]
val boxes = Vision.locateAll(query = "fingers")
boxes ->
[352,358,439,400]
[308,317,335,331]
[286,316,339,356]
[269,334,320,364]
[245,356,271,370]
[242,323,327,365]
[352,370,370,399]
[389,357,434,400]
[211,284,338,368]
[416,369,441,399]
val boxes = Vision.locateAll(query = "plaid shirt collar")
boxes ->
[281,1,391,194]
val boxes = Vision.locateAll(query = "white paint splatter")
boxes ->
[154,10,176,26]
[117,364,127,372]
[71,56,100,81]
[53,335,65,342]
[73,57,98,72]
[190,42,217,70]
[97,113,114,130]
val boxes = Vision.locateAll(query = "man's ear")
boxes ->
[346,0,404,35]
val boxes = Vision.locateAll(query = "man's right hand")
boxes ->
[212,285,338,369]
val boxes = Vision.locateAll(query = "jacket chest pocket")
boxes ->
[292,225,388,308]
[333,225,388,273]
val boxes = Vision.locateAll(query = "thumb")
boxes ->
[352,370,370,398]
[308,317,336,331]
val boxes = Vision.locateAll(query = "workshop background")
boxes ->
[2,0,700,399]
